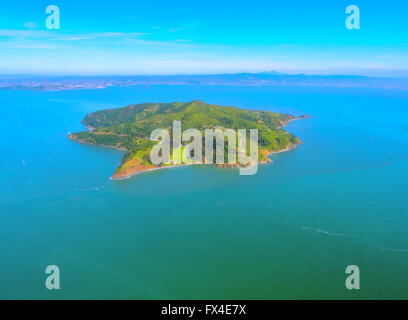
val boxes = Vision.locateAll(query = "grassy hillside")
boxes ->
[69,100,304,178]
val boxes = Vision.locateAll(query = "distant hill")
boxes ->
[68,100,305,179]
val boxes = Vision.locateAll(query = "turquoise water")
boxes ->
[1,86,408,299]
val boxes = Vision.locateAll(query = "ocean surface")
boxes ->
[1,85,408,299]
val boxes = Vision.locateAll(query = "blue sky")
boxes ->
[0,0,407,76]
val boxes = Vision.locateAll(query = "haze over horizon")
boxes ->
[2,70,408,79]
[1,0,408,77]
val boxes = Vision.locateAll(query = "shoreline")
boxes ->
[68,134,128,151]
[111,163,195,180]
[111,143,302,180]
[277,115,309,129]
[263,143,301,162]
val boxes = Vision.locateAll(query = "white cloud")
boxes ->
[24,22,37,29]
[0,29,148,40]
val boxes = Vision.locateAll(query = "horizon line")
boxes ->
[1,71,407,79]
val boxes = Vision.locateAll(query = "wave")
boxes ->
[73,186,104,192]
[301,226,352,238]
[301,225,408,254]
[372,244,408,253]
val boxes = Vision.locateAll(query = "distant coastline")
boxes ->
[2,73,408,91]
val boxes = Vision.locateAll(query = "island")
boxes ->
[68,100,307,179]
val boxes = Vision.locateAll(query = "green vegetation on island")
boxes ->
[68,100,306,179]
